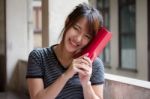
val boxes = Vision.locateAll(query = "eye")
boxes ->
[84,34,92,40]
[73,25,79,31]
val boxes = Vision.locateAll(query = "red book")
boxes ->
[81,27,112,62]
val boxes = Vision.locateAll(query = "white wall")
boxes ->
[48,0,88,45]
[136,0,148,80]
[6,0,29,90]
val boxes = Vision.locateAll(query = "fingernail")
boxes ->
[85,53,89,56]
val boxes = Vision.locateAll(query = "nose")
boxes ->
[75,34,82,43]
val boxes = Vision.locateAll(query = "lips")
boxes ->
[69,38,79,48]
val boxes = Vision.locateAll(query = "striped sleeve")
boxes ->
[26,49,44,78]
[90,58,105,85]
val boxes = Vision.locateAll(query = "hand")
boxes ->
[78,55,92,86]
[64,55,92,85]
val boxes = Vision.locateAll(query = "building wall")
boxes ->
[104,0,148,81]
[6,0,29,90]
[136,0,148,80]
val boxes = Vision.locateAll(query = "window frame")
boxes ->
[118,0,137,72]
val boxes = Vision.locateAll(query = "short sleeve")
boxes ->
[90,58,105,85]
[26,49,44,78]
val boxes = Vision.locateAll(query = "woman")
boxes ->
[26,3,104,99]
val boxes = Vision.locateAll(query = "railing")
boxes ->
[104,74,150,99]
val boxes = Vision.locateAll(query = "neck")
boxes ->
[54,44,74,67]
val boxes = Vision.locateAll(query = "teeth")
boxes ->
[72,42,77,46]
[70,39,77,47]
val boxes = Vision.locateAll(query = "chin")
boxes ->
[67,47,77,53]
[64,39,83,53]
[64,44,75,53]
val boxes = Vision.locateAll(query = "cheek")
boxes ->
[82,38,90,46]
[65,29,77,38]
[64,31,72,40]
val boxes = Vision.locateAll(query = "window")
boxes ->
[33,7,42,33]
[119,0,136,70]
[97,0,111,66]
[33,0,42,48]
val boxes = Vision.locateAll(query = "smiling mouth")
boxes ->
[69,39,79,48]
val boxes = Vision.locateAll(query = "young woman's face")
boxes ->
[63,17,92,53]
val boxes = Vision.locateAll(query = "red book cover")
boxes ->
[81,27,112,62]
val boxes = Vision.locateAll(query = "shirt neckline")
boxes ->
[50,44,68,70]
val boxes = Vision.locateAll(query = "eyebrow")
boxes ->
[75,24,91,36]
[75,24,82,30]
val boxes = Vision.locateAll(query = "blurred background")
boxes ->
[0,0,150,99]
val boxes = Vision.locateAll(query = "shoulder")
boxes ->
[90,57,105,84]
[92,57,104,69]
[92,57,104,77]
[27,46,54,68]
[29,46,52,58]
[30,48,44,55]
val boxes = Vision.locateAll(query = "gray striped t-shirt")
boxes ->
[26,45,104,99]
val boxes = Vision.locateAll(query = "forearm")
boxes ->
[32,74,70,99]
[82,82,103,99]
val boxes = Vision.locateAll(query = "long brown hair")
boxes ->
[60,3,103,46]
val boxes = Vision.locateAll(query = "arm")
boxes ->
[82,83,104,99]
[26,49,77,99]
[27,73,71,99]
[27,56,82,99]
[26,50,88,99]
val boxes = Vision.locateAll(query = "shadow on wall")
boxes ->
[0,55,6,92]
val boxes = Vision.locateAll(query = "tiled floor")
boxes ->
[0,92,29,99]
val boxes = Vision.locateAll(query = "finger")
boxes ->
[80,58,90,66]
[72,59,82,66]
[74,63,92,76]
[83,56,92,67]
[73,58,88,65]
[74,63,89,72]
[75,68,87,75]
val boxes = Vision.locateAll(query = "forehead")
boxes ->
[76,17,88,26]
[75,17,88,31]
